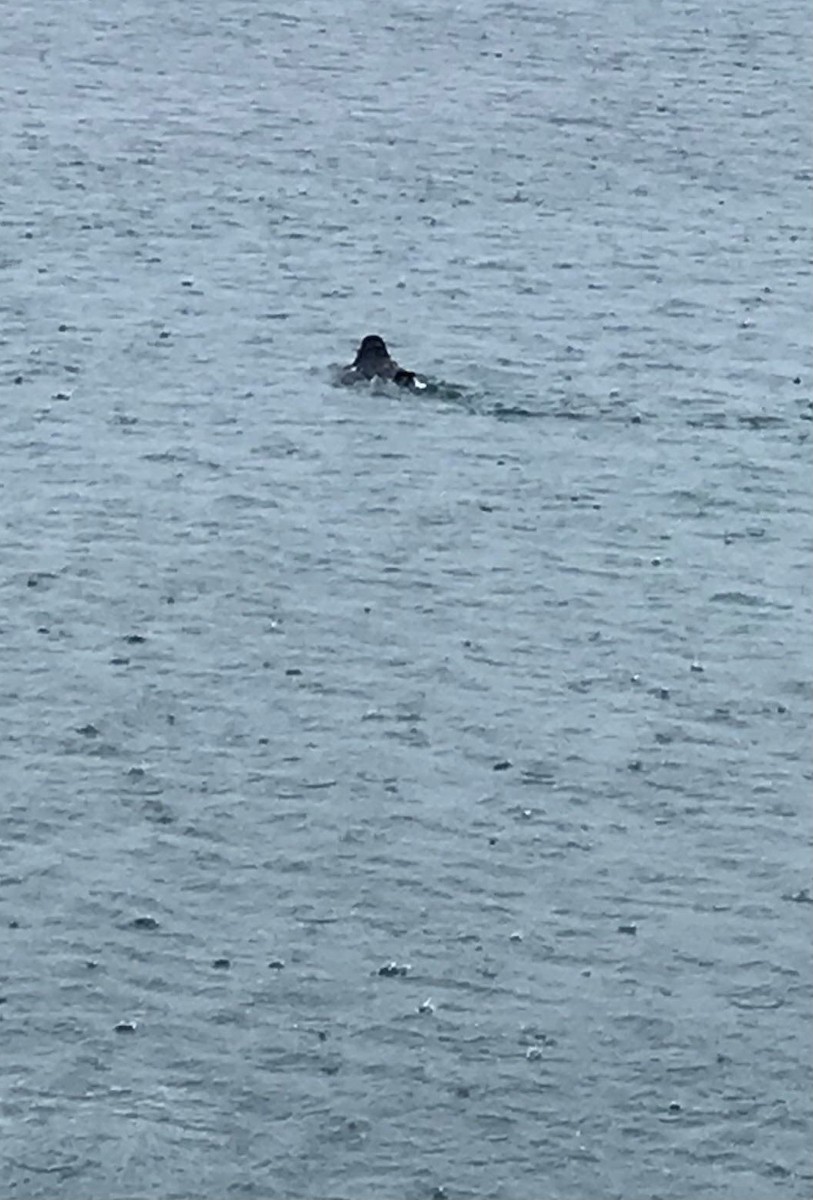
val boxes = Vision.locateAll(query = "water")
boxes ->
[1,1,811,1197]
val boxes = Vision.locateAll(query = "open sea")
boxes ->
[1,0,811,1196]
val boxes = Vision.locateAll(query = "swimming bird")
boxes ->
[339,335,427,390]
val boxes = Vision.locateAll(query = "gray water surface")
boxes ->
[1,1,811,1198]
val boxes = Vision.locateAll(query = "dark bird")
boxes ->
[340,335,427,390]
